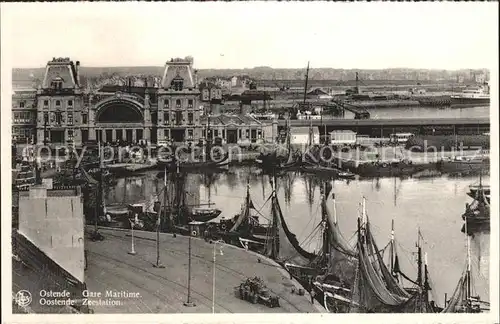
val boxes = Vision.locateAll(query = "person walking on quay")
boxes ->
[310,287,316,304]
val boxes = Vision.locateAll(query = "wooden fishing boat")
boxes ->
[263,183,439,313]
[461,174,490,234]
[443,217,490,313]
[191,206,221,222]
[209,180,271,251]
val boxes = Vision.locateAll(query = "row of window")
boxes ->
[41,112,87,125]
[162,99,194,109]
[161,112,195,125]
[163,129,194,139]
[12,127,33,136]
[13,112,36,124]
[201,129,262,139]
[42,99,73,109]
[15,101,36,109]
[42,112,74,125]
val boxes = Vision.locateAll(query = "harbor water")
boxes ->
[343,105,490,119]
[104,167,490,308]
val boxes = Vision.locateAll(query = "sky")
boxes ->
[2,2,498,70]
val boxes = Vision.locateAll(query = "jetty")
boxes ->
[85,227,324,313]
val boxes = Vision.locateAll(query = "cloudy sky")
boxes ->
[2,2,498,69]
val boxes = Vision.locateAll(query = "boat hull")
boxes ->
[157,155,230,171]
[354,162,428,178]
[437,160,490,175]
[190,209,222,222]
[451,97,490,108]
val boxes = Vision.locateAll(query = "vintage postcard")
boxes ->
[1,2,498,323]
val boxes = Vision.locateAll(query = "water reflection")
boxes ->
[105,167,490,307]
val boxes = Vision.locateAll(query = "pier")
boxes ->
[84,227,324,313]
[278,117,490,137]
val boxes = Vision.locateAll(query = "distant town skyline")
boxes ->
[2,2,498,70]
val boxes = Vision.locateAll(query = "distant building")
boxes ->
[475,74,487,84]
[231,76,239,87]
[12,89,38,144]
[15,56,214,147]
[296,111,321,120]
[290,126,319,146]
[201,114,271,145]
[157,57,201,144]
[330,130,357,146]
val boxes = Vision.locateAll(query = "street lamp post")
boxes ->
[128,217,137,255]
[183,226,195,307]
[153,189,165,268]
[212,240,224,313]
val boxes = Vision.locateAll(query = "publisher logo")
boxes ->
[14,290,32,307]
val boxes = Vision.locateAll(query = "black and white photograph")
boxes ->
[1,1,498,320]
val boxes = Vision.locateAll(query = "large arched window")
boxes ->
[96,103,142,123]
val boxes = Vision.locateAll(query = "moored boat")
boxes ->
[450,84,490,108]
[212,180,271,250]
[461,174,490,234]
[443,217,490,313]
[190,206,221,222]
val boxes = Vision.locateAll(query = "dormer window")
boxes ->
[51,77,64,90]
[171,74,184,91]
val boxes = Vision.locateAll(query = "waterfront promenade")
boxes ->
[84,227,324,313]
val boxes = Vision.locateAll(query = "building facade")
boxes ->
[12,90,38,144]
[12,56,274,148]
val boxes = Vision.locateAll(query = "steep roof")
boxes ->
[160,57,196,89]
[200,114,262,126]
[42,57,79,89]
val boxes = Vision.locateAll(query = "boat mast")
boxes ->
[361,197,367,244]
[303,62,310,106]
[424,252,430,303]
[270,174,279,259]
[390,219,395,274]
[303,62,313,148]
[465,216,472,302]
[322,183,330,259]
[417,229,423,288]
[205,113,211,160]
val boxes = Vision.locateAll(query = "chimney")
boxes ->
[75,61,81,86]
[194,69,198,87]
